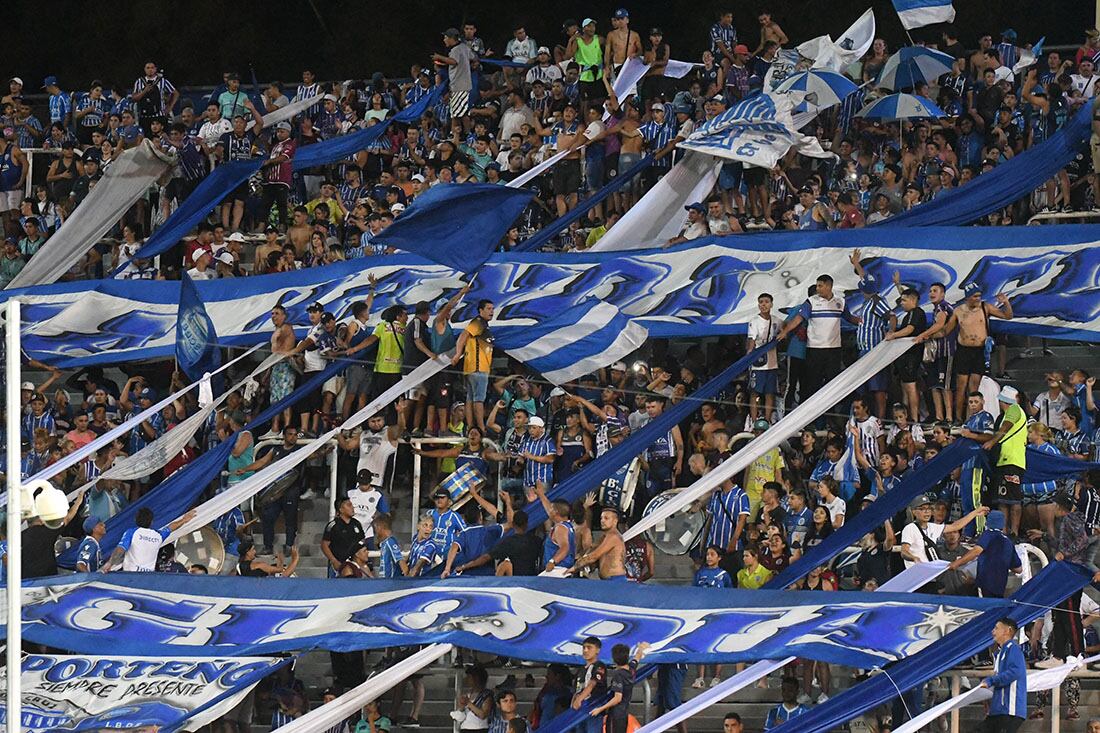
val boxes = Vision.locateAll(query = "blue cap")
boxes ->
[42,75,58,89]
[1001,28,1017,41]
[139,387,157,400]
[963,282,982,297]
[985,510,1005,531]
[613,8,630,18]
[858,275,877,293]
[684,202,705,213]
[83,515,102,533]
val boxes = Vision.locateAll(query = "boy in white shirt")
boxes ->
[746,293,783,423]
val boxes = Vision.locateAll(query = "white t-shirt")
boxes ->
[747,313,782,370]
[801,294,846,349]
[357,428,397,485]
[119,525,171,571]
[823,495,846,524]
[1070,74,1099,98]
[198,118,232,148]
[901,521,944,568]
[680,220,709,241]
[349,486,384,539]
[1032,392,1071,428]
[886,422,925,446]
[186,266,216,281]
[302,323,328,372]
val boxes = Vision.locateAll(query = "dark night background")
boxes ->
[5,1,1094,90]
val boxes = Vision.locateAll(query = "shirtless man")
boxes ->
[568,507,627,580]
[604,9,642,80]
[534,104,586,216]
[268,304,298,435]
[915,282,1012,422]
[754,10,788,54]
[287,206,312,257]
[598,101,644,210]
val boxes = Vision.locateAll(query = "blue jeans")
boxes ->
[262,489,300,550]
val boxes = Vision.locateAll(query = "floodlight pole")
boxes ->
[5,297,21,733]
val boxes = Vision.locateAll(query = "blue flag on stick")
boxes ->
[175,271,221,384]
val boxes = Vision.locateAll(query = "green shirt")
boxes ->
[218,90,251,121]
[575,35,602,82]
[373,321,405,374]
[996,403,1027,469]
[0,255,25,288]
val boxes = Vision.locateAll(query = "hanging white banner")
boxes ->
[590,151,722,251]
[6,141,176,289]
[0,653,285,733]
[167,354,449,540]
[891,653,1100,733]
[624,339,915,541]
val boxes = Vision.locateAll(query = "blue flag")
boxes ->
[891,0,955,30]
[372,183,534,272]
[175,271,221,384]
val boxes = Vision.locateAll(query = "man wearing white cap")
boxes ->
[519,416,555,496]
[526,46,564,86]
[985,385,1027,537]
[186,247,215,280]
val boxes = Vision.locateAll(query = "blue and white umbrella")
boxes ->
[774,70,860,111]
[855,93,946,121]
[877,46,955,90]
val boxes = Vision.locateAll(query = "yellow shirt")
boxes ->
[305,196,345,223]
[462,318,493,374]
[737,564,773,589]
[744,447,784,514]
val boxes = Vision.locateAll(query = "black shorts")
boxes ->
[897,353,922,384]
[954,344,987,378]
[930,352,953,390]
[428,374,453,409]
[552,159,582,197]
[580,79,607,101]
[743,165,768,186]
[229,180,251,202]
[992,465,1023,505]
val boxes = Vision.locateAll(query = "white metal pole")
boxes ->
[6,298,22,733]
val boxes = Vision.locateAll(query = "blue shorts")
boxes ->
[864,367,889,393]
[719,162,743,191]
[657,665,687,711]
[464,372,489,403]
[749,369,778,395]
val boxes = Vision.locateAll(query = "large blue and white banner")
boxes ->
[14,575,1013,665]
[679,94,833,168]
[7,225,1099,366]
[0,654,285,732]
[175,271,221,383]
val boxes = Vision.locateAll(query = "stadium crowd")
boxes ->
[3,7,1100,733]
[2,8,1100,285]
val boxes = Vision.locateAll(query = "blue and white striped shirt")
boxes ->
[856,295,891,353]
[76,93,108,127]
[48,92,73,124]
[22,411,56,441]
[639,120,674,168]
[705,486,750,550]
[520,434,555,488]
[709,22,738,54]
[379,536,404,578]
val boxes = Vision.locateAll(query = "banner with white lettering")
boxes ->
[0,654,285,732]
[6,226,1100,367]
[13,574,1015,665]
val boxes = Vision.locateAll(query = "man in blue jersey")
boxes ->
[372,513,407,578]
[849,252,894,417]
[429,488,467,560]
[533,483,575,573]
[442,500,505,578]
[75,516,106,572]
[764,677,811,729]
[958,391,995,536]
[982,617,1028,731]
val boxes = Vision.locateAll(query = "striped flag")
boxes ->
[492,300,648,385]
[891,0,955,30]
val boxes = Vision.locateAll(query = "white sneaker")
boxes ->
[959,676,972,690]
[796,693,813,705]
[1034,657,1065,669]
[816,692,830,704]
[710,677,721,688]
[691,677,705,689]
